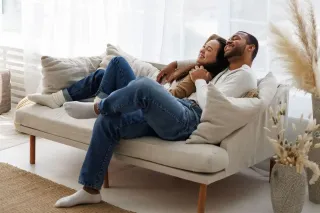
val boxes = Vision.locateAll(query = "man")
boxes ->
[54,31,259,208]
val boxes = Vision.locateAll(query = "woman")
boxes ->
[167,35,229,98]
[27,34,229,112]
[28,35,229,208]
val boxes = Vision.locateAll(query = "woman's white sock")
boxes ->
[55,189,101,208]
[27,90,66,109]
[93,96,101,103]
[64,102,98,119]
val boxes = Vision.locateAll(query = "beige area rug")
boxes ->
[0,163,135,213]
[0,106,28,151]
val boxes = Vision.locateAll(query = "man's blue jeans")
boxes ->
[63,56,202,190]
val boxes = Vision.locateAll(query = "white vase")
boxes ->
[309,95,320,204]
[270,164,306,213]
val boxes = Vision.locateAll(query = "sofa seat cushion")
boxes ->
[15,103,229,173]
[15,104,96,143]
[115,137,229,173]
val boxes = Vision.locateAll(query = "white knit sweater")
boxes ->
[181,62,257,109]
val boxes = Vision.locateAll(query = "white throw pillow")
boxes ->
[99,44,160,80]
[186,72,278,145]
[41,55,102,94]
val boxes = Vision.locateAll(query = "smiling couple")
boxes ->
[27,31,259,208]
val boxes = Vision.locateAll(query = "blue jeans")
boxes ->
[66,57,202,190]
[62,56,136,101]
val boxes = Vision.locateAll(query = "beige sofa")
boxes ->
[14,62,289,213]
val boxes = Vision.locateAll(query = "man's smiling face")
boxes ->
[224,32,248,59]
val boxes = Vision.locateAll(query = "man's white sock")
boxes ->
[64,102,98,119]
[55,189,101,208]
[27,90,66,109]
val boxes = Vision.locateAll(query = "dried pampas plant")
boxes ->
[270,0,320,95]
[265,103,320,184]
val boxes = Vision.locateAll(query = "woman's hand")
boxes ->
[190,66,212,83]
[156,61,177,83]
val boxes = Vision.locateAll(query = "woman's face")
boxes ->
[197,39,220,65]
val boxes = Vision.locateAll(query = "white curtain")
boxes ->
[20,0,320,118]
[21,0,230,94]
[22,0,109,94]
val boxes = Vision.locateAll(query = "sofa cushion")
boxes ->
[187,72,278,145]
[15,103,228,173]
[99,44,160,81]
[115,137,228,173]
[41,44,160,95]
[41,55,103,94]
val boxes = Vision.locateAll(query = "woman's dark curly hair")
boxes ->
[202,34,230,78]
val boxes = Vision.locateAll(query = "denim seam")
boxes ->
[94,141,114,189]
[95,58,122,97]
[79,140,114,190]
[79,117,147,189]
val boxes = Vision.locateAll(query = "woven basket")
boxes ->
[270,164,306,213]
[0,69,11,114]
[309,95,320,204]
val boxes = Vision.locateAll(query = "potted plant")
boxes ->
[270,0,320,203]
[266,102,320,213]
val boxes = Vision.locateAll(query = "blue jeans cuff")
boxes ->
[98,100,106,115]
[97,91,108,99]
[62,88,73,101]
[78,179,102,190]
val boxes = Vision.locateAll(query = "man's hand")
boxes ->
[190,66,212,83]
[166,68,188,83]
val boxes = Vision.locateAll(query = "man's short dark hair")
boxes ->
[238,31,259,61]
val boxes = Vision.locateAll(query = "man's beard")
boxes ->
[224,45,245,58]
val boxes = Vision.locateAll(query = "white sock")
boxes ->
[64,101,98,119]
[93,96,101,103]
[27,90,66,109]
[55,189,101,208]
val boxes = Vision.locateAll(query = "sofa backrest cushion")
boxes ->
[186,72,278,145]
[99,44,160,80]
[41,44,160,94]
[41,55,102,94]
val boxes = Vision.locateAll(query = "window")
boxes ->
[1,0,21,33]
[230,0,270,79]
[0,0,22,48]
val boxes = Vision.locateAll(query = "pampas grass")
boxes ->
[270,0,320,95]
[265,103,320,184]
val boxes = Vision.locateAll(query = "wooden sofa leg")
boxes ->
[103,170,109,188]
[197,184,207,213]
[269,156,276,183]
[30,135,36,164]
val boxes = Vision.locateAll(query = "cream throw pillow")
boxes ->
[41,55,102,94]
[186,72,278,145]
[99,44,160,80]
[41,44,160,94]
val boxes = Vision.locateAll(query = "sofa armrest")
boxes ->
[220,84,290,175]
[220,112,271,175]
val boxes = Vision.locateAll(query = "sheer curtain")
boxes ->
[20,0,319,118]
[22,0,108,94]
[21,0,230,94]
[230,0,320,118]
